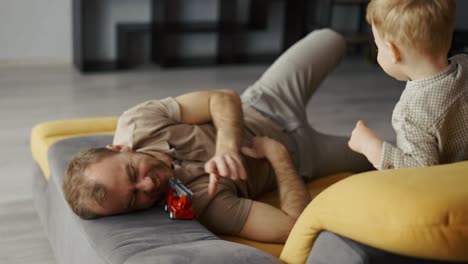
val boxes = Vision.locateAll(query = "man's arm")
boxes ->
[175,90,247,195]
[239,137,311,242]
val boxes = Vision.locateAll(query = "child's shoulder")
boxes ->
[450,53,468,68]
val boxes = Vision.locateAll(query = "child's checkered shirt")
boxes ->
[379,54,468,170]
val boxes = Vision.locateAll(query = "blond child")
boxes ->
[348,0,468,169]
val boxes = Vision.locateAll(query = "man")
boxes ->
[63,29,372,243]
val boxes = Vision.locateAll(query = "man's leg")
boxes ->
[241,28,346,132]
[242,29,373,179]
[311,131,374,178]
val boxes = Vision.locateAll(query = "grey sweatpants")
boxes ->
[241,28,373,180]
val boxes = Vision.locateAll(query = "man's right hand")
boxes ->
[205,150,247,196]
[205,137,281,196]
[177,90,245,197]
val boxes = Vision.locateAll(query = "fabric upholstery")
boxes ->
[41,135,281,264]
[281,162,468,264]
[33,118,468,264]
[307,231,463,264]
[30,117,117,179]
[29,118,349,258]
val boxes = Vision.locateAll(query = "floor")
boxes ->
[0,55,404,263]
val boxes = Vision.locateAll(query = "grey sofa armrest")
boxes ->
[34,135,280,264]
[307,231,464,264]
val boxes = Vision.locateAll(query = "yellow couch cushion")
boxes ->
[221,173,351,257]
[280,162,468,264]
[30,117,117,180]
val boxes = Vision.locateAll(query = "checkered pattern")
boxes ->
[380,54,468,170]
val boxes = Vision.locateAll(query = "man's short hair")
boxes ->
[63,147,116,219]
[366,0,456,56]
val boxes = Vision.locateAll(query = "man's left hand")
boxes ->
[205,151,247,196]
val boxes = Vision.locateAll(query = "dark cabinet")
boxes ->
[72,0,310,73]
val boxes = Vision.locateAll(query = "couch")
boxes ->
[30,118,468,263]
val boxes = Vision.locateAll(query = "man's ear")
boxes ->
[105,144,132,152]
[386,41,401,63]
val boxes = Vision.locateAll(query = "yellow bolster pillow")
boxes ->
[280,161,468,264]
[30,117,118,179]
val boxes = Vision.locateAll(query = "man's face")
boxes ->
[85,149,174,216]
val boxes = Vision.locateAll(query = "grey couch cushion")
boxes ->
[40,135,279,264]
[307,231,465,264]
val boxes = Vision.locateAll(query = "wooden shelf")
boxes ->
[343,32,372,44]
[153,22,251,34]
[324,0,370,50]
[334,0,368,5]
[73,0,309,72]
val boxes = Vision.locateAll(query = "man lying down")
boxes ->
[62,29,373,243]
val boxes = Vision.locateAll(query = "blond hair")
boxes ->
[366,0,456,56]
[63,148,116,219]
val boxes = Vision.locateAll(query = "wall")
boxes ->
[0,0,466,63]
[456,0,468,29]
[0,0,282,63]
[0,0,72,62]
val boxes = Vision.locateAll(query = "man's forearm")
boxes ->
[209,90,244,153]
[266,144,311,219]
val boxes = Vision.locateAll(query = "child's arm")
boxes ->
[348,120,383,168]
[349,119,439,169]
[379,117,439,169]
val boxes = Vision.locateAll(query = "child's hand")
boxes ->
[348,120,383,167]
[349,120,376,153]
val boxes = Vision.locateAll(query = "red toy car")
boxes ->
[164,177,195,220]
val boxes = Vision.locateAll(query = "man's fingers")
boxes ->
[206,157,228,177]
[204,160,216,174]
[208,173,219,197]
[206,152,248,182]
[213,157,228,177]
[232,154,247,180]
[224,156,239,180]
[206,161,220,196]
[241,147,258,158]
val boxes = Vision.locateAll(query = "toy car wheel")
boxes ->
[169,212,174,219]
[164,204,168,212]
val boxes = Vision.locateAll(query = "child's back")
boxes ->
[387,54,468,169]
[348,0,468,169]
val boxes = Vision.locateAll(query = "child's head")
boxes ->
[366,0,456,80]
[367,0,456,56]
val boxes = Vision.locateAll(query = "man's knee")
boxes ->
[304,28,346,57]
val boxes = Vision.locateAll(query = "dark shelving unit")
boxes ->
[452,30,468,55]
[73,0,121,72]
[309,0,371,51]
[72,0,311,72]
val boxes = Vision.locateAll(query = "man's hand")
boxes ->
[237,136,311,242]
[240,136,281,159]
[205,150,247,196]
[243,136,310,218]
[349,120,383,167]
[176,90,245,196]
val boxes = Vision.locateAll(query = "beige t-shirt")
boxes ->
[113,97,291,235]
